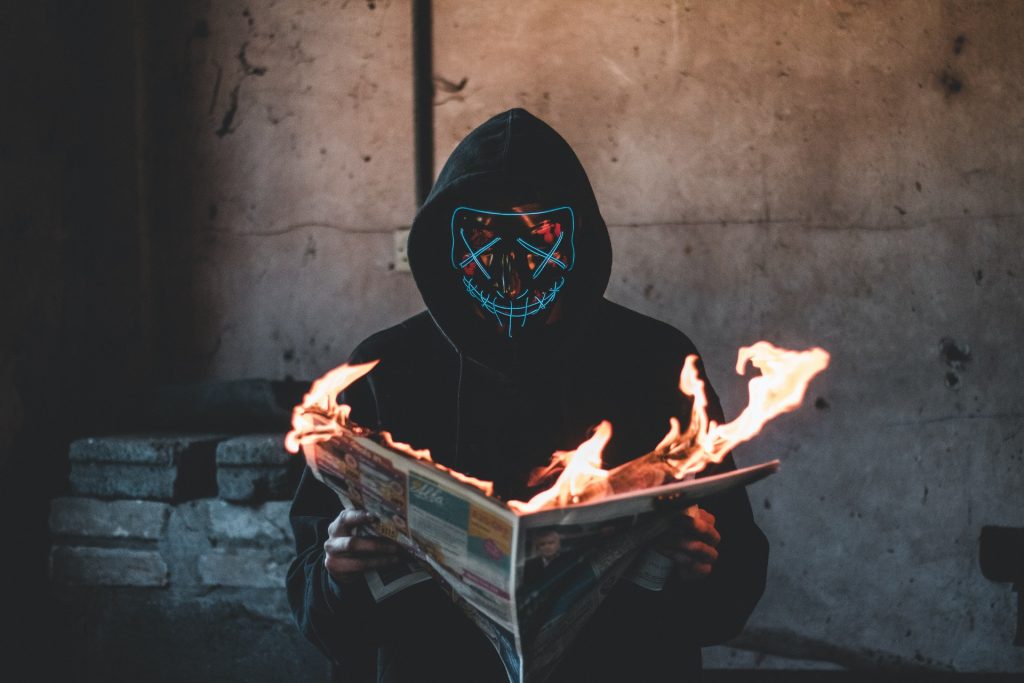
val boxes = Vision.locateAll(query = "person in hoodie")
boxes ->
[288,108,768,682]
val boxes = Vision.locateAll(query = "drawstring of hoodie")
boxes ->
[454,352,465,470]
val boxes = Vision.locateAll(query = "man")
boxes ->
[523,529,564,588]
[288,108,768,682]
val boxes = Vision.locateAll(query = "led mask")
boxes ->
[450,205,576,337]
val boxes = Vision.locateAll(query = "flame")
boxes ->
[284,359,495,497]
[284,359,379,454]
[285,341,829,515]
[660,342,831,478]
[507,421,613,513]
[506,342,830,512]
[380,431,495,497]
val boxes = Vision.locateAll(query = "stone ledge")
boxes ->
[50,497,170,540]
[198,548,289,588]
[51,546,169,587]
[215,434,290,466]
[70,434,225,465]
[215,435,302,502]
[69,434,223,501]
[206,500,293,546]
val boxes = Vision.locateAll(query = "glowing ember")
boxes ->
[285,341,829,515]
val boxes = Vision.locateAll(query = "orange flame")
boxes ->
[284,360,379,454]
[661,342,831,478]
[285,342,829,515]
[507,421,613,513]
[380,431,495,497]
[505,342,830,513]
[284,359,496,497]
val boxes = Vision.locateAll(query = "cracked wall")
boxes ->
[146,0,1024,673]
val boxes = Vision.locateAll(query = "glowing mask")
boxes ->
[450,205,575,336]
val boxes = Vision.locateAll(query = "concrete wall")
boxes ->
[146,0,424,381]
[146,0,1023,673]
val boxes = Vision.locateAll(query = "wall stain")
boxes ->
[208,64,223,116]
[939,337,971,370]
[940,71,963,96]
[302,235,317,265]
[215,84,241,137]
[435,75,468,93]
[238,42,268,76]
[215,42,268,137]
[940,337,971,389]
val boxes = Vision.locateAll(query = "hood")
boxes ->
[407,108,612,371]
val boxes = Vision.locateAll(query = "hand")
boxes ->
[655,505,721,581]
[324,509,402,582]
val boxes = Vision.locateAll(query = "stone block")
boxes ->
[50,497,170,541]
[206,500,293,546]
[50,546,169,587]
[68,435,223,501]
[216,434,291,466]
[215,434,302,502]
[197,548,288,588]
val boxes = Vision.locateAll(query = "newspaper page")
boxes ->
[301,430,777,683]
[509,462,778,682]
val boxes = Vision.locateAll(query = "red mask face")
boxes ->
[450,204,576,336]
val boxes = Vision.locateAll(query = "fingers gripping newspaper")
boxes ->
[301,429,777,683]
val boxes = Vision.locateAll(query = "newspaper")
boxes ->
[302,429,778,683]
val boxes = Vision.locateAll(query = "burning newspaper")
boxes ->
[286,342,829,683]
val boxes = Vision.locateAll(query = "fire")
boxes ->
[660,342,831,479]
[505,342,830,513]
[284,359,379,454]
[506,421,613,513]
[284,358,495,497]
[285,341,829,515]
[380,431,496,497]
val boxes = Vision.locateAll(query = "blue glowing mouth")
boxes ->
[462,276,564,337]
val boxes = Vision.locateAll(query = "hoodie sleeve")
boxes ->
[603,355,769,647]
[668,354,768,644]
[285,349,383,677]
[654,448,769,646]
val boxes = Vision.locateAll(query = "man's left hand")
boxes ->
[656,506,721,581]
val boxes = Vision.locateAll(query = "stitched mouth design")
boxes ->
[462,276,564,337]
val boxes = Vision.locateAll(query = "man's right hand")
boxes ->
[324,509,403,582]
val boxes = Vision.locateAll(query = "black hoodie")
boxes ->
[288,108,768,682]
